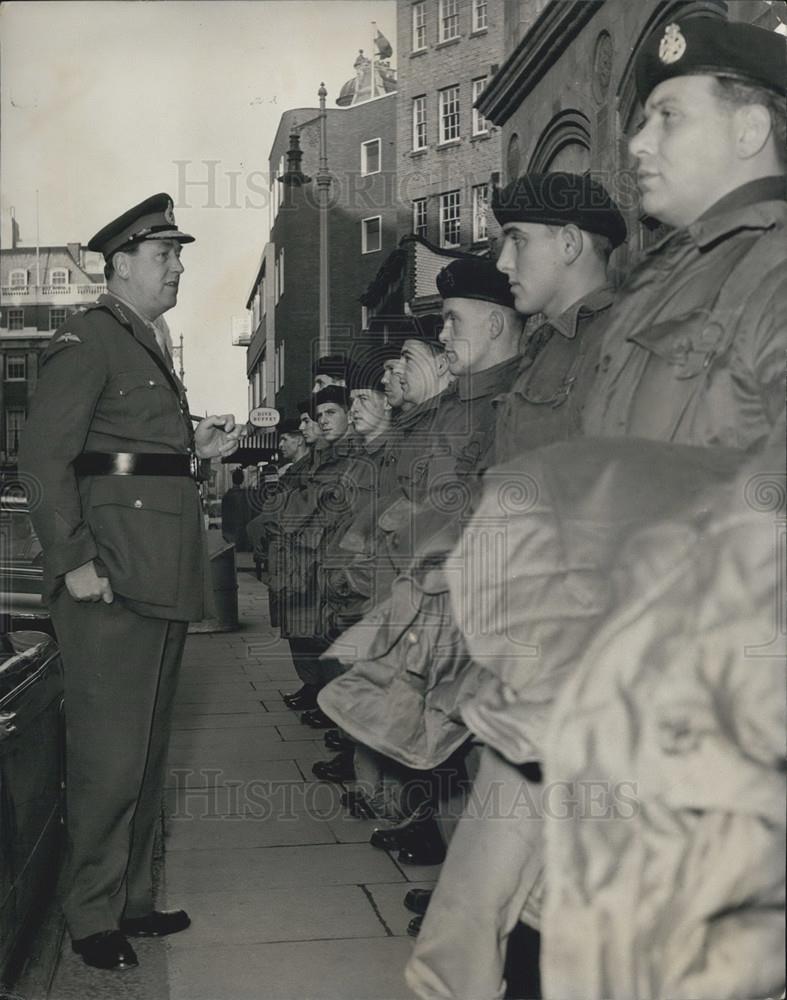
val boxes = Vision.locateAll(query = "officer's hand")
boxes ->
[65,560,114,604]
[195,414,246,459]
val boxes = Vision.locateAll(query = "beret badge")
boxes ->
[658,23,686,65]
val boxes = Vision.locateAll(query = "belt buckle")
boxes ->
[189,451,200,479]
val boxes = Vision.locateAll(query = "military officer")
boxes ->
[19,193,243,971]
[584,17,787,449]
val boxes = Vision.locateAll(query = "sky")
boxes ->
[0,0,397,418]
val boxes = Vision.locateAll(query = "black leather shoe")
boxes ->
[396,819,446,866]
[300,708,334,729]
[324,729,355,752]
[341,789,377,819]
[407,914,424,938]
[312,751,355,783]
[283,685,319,711]
[369,805,433,851]
[72,930,138,970]
[120,909,191,937]
[404,888,433,915]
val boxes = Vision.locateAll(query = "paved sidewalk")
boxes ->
[48,560,438,1000]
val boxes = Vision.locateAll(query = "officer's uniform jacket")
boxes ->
[19,294,206,621]
[583,177,787,451]
[494,287,615,463]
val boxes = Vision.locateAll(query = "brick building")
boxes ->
[0,225,105,470]
[360,0,506,331]
[478,0,786,273]
[244,59,398,424]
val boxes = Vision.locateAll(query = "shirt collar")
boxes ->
[455,354,521,401]
[104,290,158,332]
[547,285,616,341]
[647,176,787,255]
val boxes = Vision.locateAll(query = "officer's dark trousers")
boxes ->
[51,591,187,941]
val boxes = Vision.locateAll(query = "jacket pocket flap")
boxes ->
[629,310,725,379]
[88,475,183,515]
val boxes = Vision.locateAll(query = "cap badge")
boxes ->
[164,199,176,225]
[658,23,686,65]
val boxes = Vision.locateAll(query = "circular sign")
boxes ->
[248,407,280,428]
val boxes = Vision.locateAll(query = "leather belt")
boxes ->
[74,451,198,478]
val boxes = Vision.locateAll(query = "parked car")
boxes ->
[0,496,64,988]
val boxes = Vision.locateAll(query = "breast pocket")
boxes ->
[86,476,183,606]
[108,370,174,424]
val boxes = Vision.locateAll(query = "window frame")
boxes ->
[5,354,27,381]
[438,0,459,42]
[7,309,24,331]
[49,307,68,330]
[472,184,489,243]
[8,269,27,288]
[412,95,427,151]
[4,406,26,456]
[412,1,427,51]
[472,0,488,32]
[361,215,383,254]
[439,85,461,144]
[361,138,382,176]
[49,268,69,287]
[439,190,461,249]
[472,77,490,135]
[412,198,428,239]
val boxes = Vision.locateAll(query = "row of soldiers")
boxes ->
[251,17,785,1000]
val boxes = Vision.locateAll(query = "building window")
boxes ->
[439,85,460,143]
[412,95,427,150]
[362,216,382,254]
[472,184,489,242]
[9,269,27,288]
[440,191,461,248]
[472,0,488,32]
[279,341,285,389]
[472,78,490,135]
[5,355,26,381]
[413,198,428,239]
[278,249,285,298]
[361,138,381,176]
[50,307,67,330]
[7,309,24,331]
[439,0,459,42]
[412,1,426,51]
[5,408,25,456]
[49,268,68,287]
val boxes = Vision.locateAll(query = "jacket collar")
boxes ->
[547,285,616,341]
[647,176,787,255]
[453,354,521,402]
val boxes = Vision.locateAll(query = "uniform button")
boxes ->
[407,631,418,644]
[134,499,143,509]
[119,389,125,396]
[148,379,155,386]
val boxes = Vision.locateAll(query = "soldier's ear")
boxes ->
[561,225,583,265]
[488,309,504,339]
[735,103,774,160]
[113,251,132,279]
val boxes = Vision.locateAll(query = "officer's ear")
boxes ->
[113,251,132,280]
[559,225,583,265]
[735,102,775,160]
[434,350,449,376]
[488,308,504,340]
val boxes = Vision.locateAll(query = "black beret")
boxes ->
[635,18,787,104]
[297,398,315,418]
[492,173,627,248]
[436,257,516,310]
[312,354,349,380]
[346,348,392,392]
[313,385,350,409]
[88,193,194,258]
[278,417,303,436]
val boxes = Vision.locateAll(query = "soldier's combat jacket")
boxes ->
[583,177,787,450]
[19,294,207,621]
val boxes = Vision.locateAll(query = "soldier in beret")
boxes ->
[311,353,352,393]
[584,16,787,450]
[297,396,324,449]
[493,172,626,461]
[19,194,243,971]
